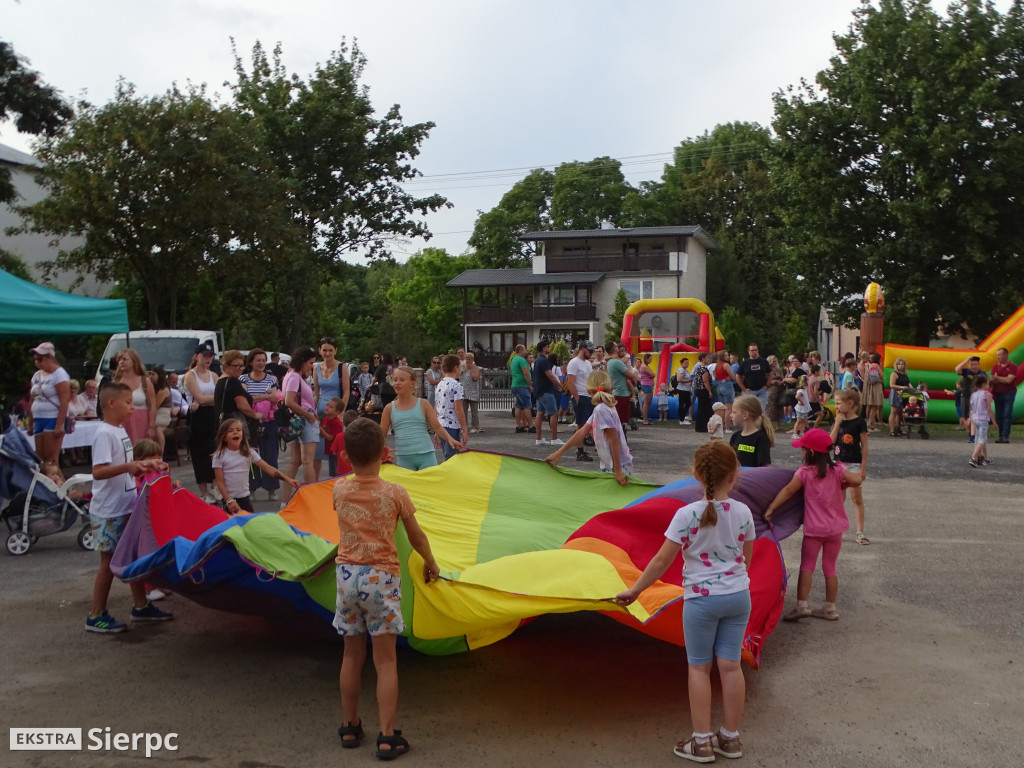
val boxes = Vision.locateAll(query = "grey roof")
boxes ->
[446,269,605,288]
[520,225,720,250]
[0,142,38,167]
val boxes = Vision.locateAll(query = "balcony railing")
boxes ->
[546,253,670,273]
[462,303,597,324]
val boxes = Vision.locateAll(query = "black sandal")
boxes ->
[338,720,363,749]
[375,730,410,761]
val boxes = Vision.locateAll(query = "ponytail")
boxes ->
[586,369,616,408]
[692,442,740,528]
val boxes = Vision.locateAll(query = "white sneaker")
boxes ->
[268,490,279,502]
[549,438,565,446]
[683,418,692,425]
[146,589,167,601]
[536,438,550,446]
[201,492,216,504]
[469,428,479,434]
[724,429,734,435]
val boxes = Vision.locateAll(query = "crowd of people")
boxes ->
[9,332,1013,761]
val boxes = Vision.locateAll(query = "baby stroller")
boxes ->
[898,388,930,439]
[0,422,95,555]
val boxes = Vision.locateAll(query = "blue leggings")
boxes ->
[682,591,751,665]
[396,451,437,471]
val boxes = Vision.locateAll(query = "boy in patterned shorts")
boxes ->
[332,418,440,760]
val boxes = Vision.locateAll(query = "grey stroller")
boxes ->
[0,422,95,555]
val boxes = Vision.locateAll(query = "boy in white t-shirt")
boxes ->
[85,382,172,633]
[708,402,727,441]
[432,354,467,462]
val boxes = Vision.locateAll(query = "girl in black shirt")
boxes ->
[729,393,775,467]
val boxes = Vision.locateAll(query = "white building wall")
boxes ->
[0,160,97,295]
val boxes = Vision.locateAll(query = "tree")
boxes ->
[469,159,636,268]
[230,41,450,347]
[634,122,792,332]
[12,81,287,328]
[715,306,762,357]
[772,0,1024,345]
[468,169,554,268]
[385,248,479,356]
[549,156,631,230]
[0,40,72,203]
[604,289,630,347]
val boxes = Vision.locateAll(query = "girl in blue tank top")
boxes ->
[379,366,463,471]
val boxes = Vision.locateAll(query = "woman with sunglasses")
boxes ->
[184,342,219,503]
[424,356,444,407]
[312,337,349,480]
[27,341,72,473]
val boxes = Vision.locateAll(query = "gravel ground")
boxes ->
[1,411,1021,767]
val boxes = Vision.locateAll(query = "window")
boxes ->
[562,246,588,255]
[539,286,575,305]
[619,280,652,304]
[490,331,527,352]
[575,286,591,305]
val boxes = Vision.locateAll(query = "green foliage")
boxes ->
[385,248,479,361]
[469,158,635,268]
[715,306,761,356]
[778,312,815,357]
[549,339,571,366]
[230,40,450,347]
[771,0,1024,345]
[604,289,630,347]
[0,40,73,203]
[468,169,553,268]
[13,80,285,329]
[549,157,631,230]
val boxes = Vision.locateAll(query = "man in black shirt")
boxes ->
[737,344,770,410]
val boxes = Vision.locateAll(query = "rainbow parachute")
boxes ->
[115,452,800,667]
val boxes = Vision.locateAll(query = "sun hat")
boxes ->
[792,428,833,452]
[711,401,728,411]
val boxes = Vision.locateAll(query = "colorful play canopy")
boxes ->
[116,452,803,667]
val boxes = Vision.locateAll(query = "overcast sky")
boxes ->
[4,0,1005,260]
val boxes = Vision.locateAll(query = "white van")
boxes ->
[96,330,224,378]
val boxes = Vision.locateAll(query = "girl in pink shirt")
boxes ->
[764,428,863,622]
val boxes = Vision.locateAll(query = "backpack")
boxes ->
[867,364,882,385]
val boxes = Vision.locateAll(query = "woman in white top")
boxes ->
[183,342,220,502]
[28,341,71,471]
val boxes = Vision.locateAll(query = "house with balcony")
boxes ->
[447,225,719,367]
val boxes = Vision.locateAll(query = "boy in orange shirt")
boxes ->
[333,418,440,759]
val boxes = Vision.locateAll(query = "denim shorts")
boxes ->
[333,564,404,636]
[32,417,58,435]
[512,387,532,410]
[298,413,320,444]
[641,384,654,395]
[715,381,735,404]
[973,419,989,445]
[682,590,751,665]
[535,392,558,416]
[89,514,129,553]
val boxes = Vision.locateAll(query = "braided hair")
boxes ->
[692,442,740,528]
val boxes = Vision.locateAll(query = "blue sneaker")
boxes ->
[130,601,173,622]
[85,611,127,633]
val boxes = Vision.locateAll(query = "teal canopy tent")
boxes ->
[0,269,128,337]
